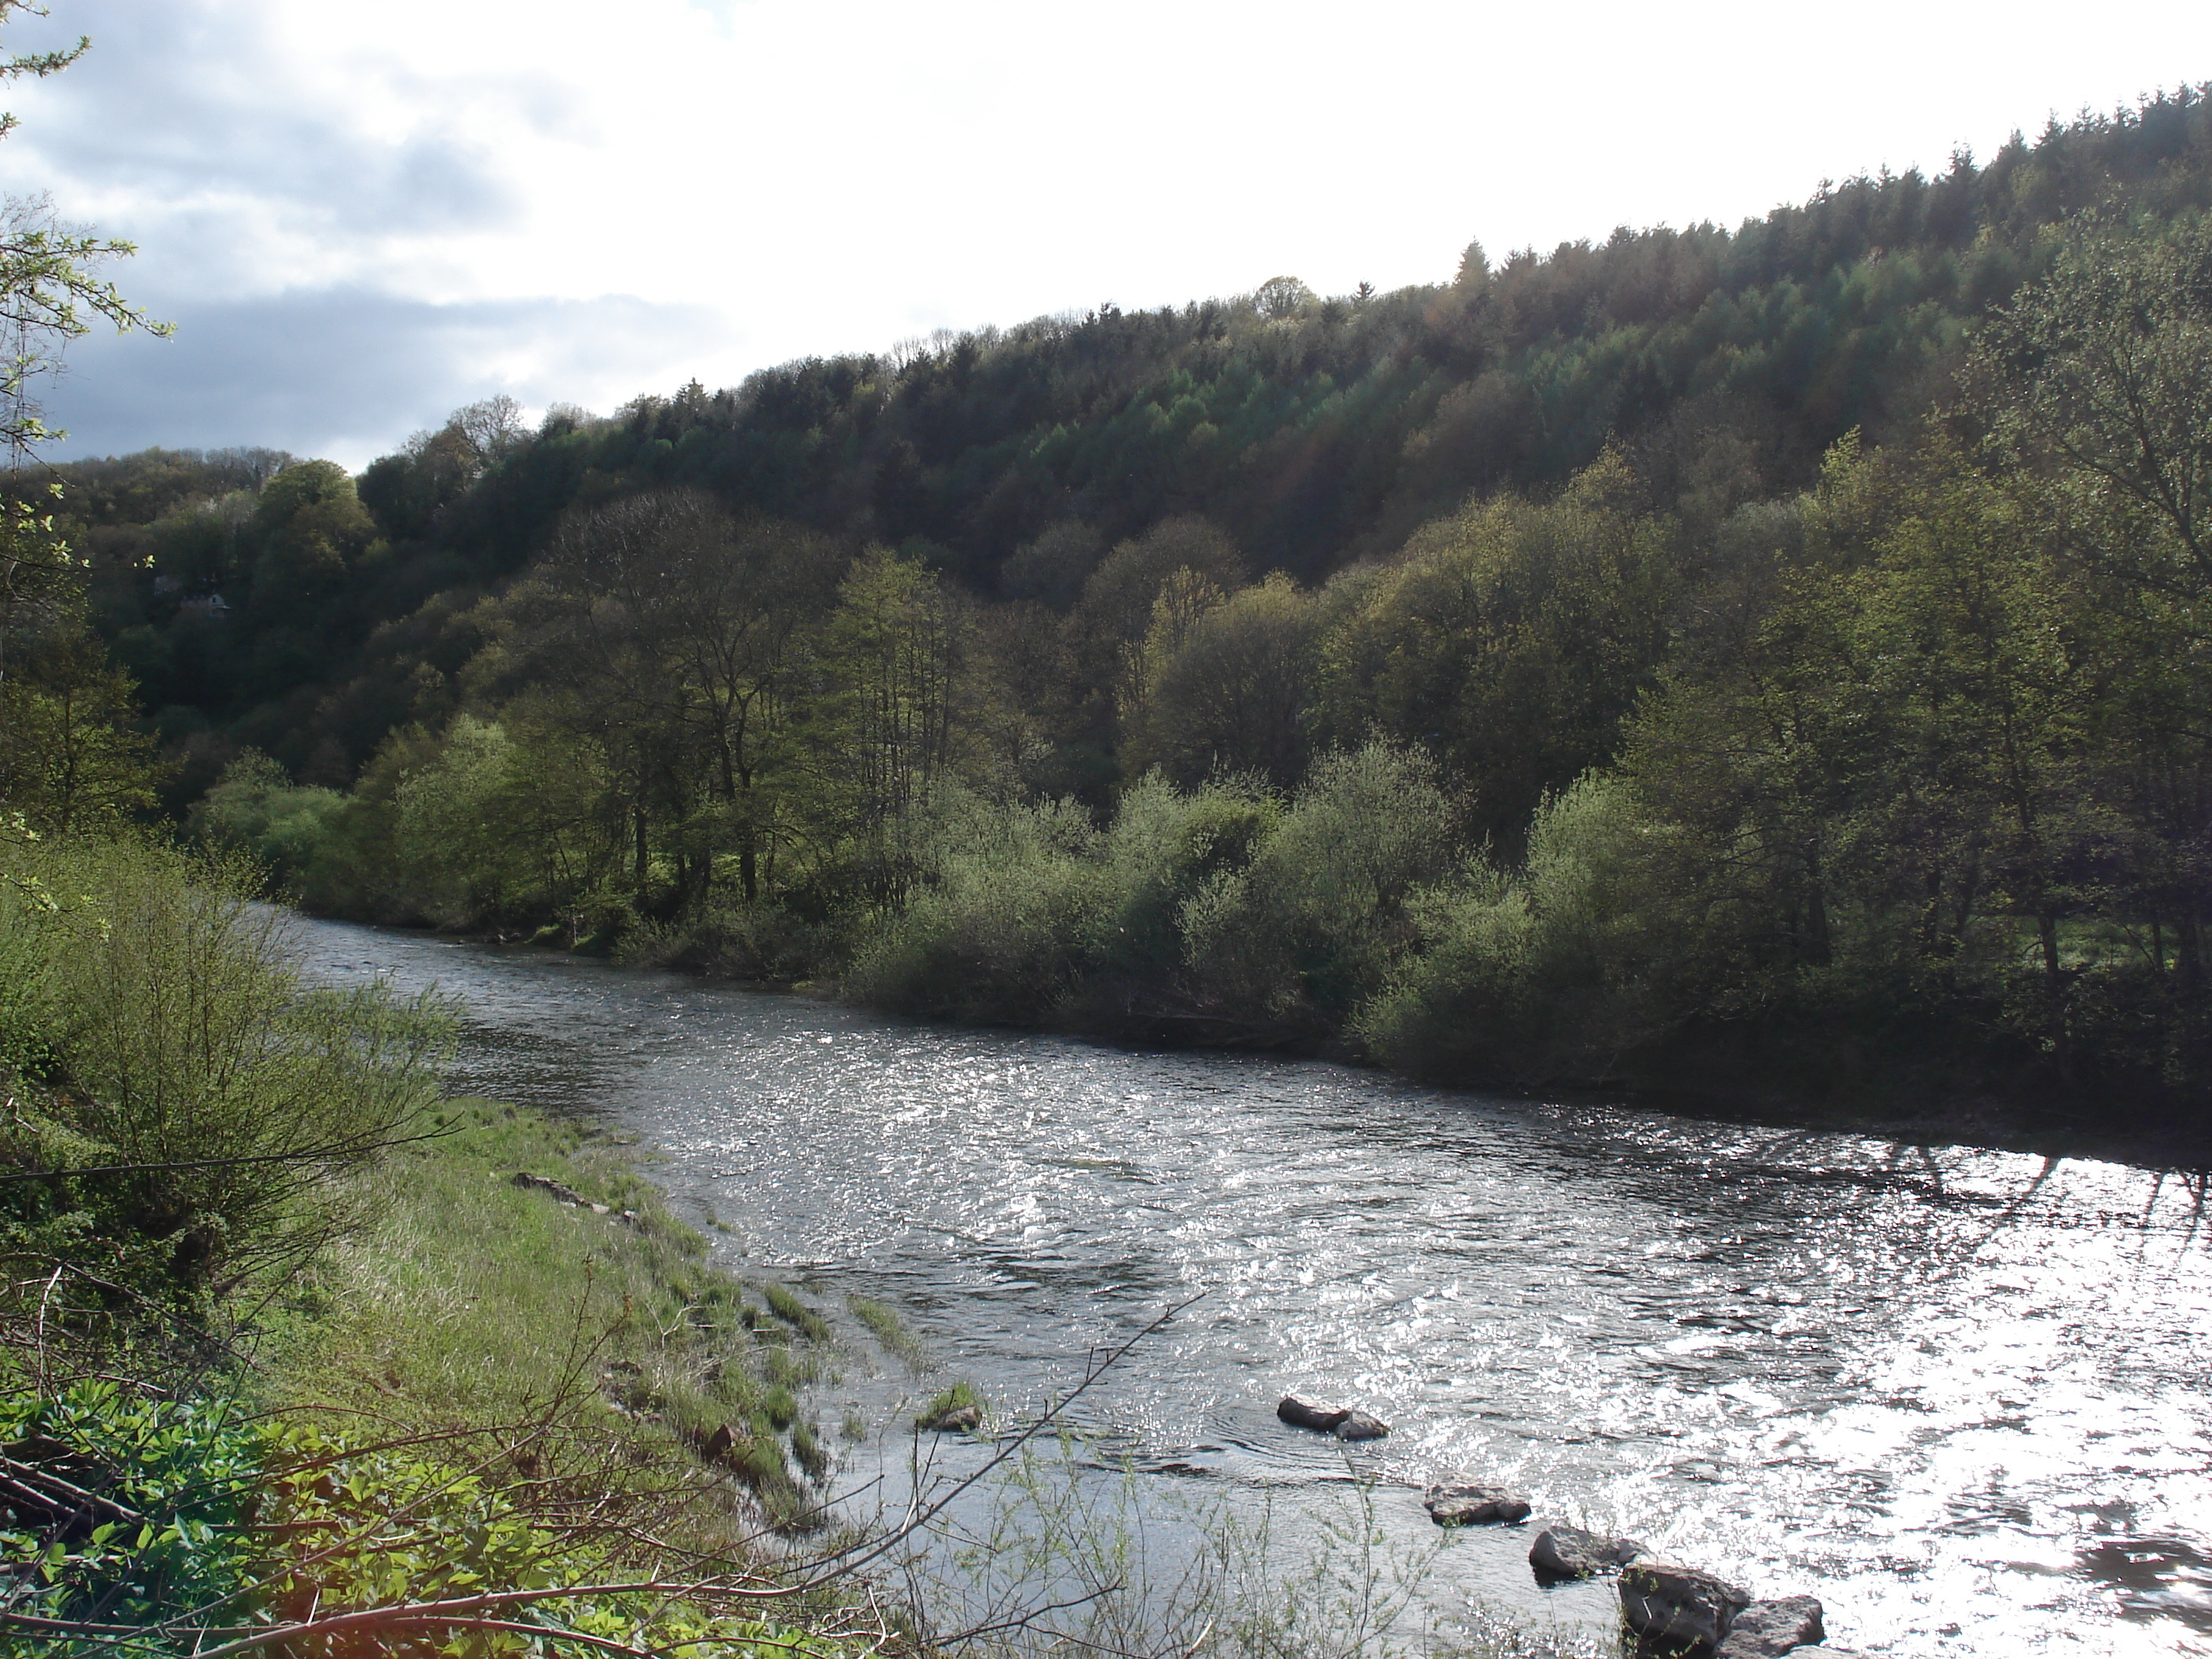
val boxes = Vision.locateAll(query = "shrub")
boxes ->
[0,1382,264,1650]
[1180,742,1460,1033]
[845,787,1106,1022]
[184,751,349,888]
[0,835,451,1313]
[1354,774,1697,1083]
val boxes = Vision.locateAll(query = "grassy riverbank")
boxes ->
[0,830,873,1654]
[258,1096,844,1529]
[2,830,1602,1657]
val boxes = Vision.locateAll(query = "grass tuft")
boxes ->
[847,1291,930,1372]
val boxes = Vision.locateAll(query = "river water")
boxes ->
[292,917,2212,1658]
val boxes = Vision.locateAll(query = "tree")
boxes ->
[0,7,166,832]
[247,460,379,612]
[1976,214,2212,1004]
[1977,214,2212,604]
[799,547,965,906]
[1314,450,1679,847]
[0,3,170,463]
[0,477,66,687]
[1252,276,1316,320]
[535,489,844,906]
[1119,572,1320,788]
[0,605,160,833]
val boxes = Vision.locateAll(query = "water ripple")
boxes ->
[293,918,2212,1658]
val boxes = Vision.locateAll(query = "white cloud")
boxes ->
[44,287,731,466]
[0,0,2207,465]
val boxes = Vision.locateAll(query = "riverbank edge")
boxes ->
[402,919,2212,1171]
[0,1083,905,1654]
[272,1094,1628,1659]
[257,1094,851,1518]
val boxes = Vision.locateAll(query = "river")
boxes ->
[292,917,2212,1657]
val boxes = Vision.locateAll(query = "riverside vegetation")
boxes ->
[8,830,1565,1658]
[5,5,2190,1651]
[15,90,2212,1144]
[0,828,874,1654]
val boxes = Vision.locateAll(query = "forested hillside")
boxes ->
[9,87,2212,1136]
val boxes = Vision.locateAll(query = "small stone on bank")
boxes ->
[1424,1483,1532,1526]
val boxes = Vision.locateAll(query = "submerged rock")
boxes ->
[917,1383,986,1433]
[1714,1596,1825,1657]
[1423,1483,1533,1526]
[1619,1558,1752,1650]
[1529,1522,1645,1579]
[1333,1409,1390,1441]
[1276,1394,1350,1432]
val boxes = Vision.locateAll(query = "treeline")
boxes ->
[45,90,2212,794]
[5,92,2210,1133]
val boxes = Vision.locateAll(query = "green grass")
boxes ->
[258,1097,838,1530]
[846,1291,930,1372]
[762,1280,833,1342]
[915,1379,985,1431]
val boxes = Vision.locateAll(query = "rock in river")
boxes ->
[1333,1409,1390,1441]
[1423,1483,1533,1526]
[1618,1558,1752,1650]
[1529,1522,1645,1580]
[1715,1596,1826,1657]
[1276,1394,1350,1432]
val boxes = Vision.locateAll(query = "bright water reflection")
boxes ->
[294,920,2212,1657]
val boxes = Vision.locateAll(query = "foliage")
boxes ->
[1120,571,1320,789]
[18,83,2212,1129]
[1313,449,1679,848]
[57,91,2212,794]
[844,786,1104,1022]
[184,752,346,885]
[0,1380,864,1659]
[1976,211,2212,603]
[0,833,451,1316]
[0,602,163,834]
[1355,775,1697,1084]
[0,1382,264,1653]
[1178,742,1462,1035]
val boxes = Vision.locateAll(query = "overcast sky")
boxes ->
[2,0,2208,470]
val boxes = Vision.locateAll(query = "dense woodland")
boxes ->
[8,89,2212,1136]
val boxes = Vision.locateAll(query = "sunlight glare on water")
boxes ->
[294,919,2212,1657]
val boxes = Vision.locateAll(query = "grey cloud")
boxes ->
[35,285,734,466]
[2,0,529,244]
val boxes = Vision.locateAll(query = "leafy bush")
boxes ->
[0,1382,862,1658]
[1354,775,1699,1083]
[0,1382,265,1654]
[1180,742,1460,1034]
[0,834,450,1313]
[184,752,348,888]
[844,787,1106,1022]
[614,899,837,982]
[1080,773,1276,991]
